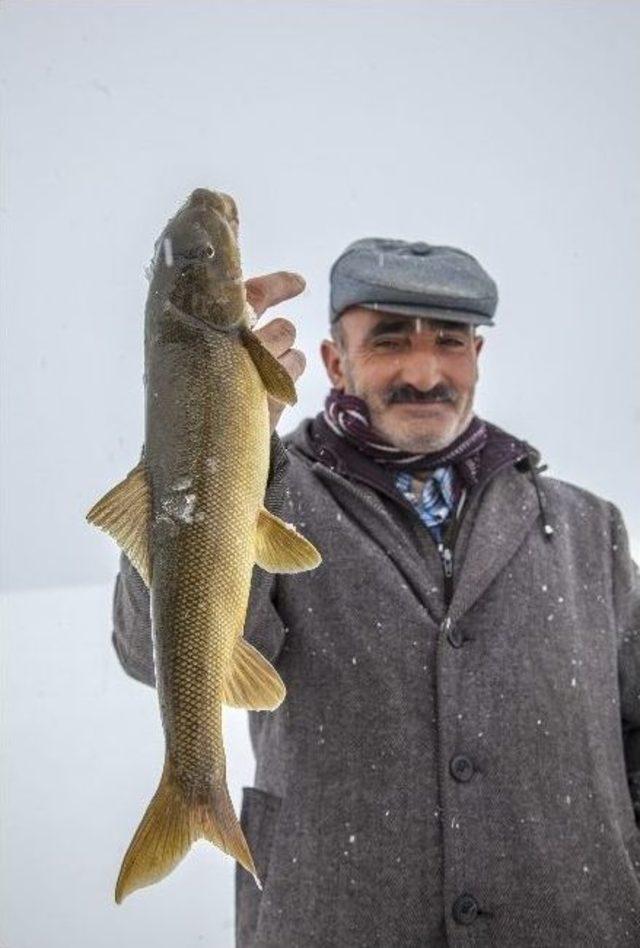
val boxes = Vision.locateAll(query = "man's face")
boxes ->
[320,307,484,453]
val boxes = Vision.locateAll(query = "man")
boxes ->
[113,239,640,947]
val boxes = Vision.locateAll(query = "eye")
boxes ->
[373,337,404,349]
[437,335,466,347]
[176,245,215,262]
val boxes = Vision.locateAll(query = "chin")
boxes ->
[403,436,454,453]
[382,419,460,453]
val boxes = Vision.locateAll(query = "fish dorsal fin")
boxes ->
[86,460,152,586]
[255,506,322,573]
[221,637,286,710]
[240,328,297,406]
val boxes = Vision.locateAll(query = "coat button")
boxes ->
[449,754,475,782]
[441,618,470,648]
[452,893,479,925]
[447,624,465,648]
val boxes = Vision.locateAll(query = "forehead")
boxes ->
[341,306,471,337]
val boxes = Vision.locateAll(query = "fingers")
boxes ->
[267,400,285,434]
[253,317,296,358]
[265,344,306,433]
[279,347,306,383]
[244,272,307,434]
[254,319,306,382]
[252,317,306,432]
[253,318,306,378]
[245,271,306,317]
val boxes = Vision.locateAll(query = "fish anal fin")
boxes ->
[86,461,151,586]
[240,328,297,406]
[222,637,286,711]
[255,507,321,574]
[115,757,261,903]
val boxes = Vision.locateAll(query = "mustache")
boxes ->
[386,383,458,406]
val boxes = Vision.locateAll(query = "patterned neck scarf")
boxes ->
[323,387,488,486]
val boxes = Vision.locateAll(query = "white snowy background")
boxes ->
[1,2,639,946]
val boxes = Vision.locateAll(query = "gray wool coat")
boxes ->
[112,419,640,948]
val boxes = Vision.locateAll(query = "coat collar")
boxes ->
[312,461,442,619]
[311,455,541,626]
[283,416,547,624]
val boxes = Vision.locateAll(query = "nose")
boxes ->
[395,345,445,392]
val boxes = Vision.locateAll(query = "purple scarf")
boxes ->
[323,387,488,487]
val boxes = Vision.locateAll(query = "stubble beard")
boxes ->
[342,362,474,454]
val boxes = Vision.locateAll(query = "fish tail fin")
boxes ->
[200,782,262,891]
[115,758,261,904]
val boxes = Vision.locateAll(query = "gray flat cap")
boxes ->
[329,237,497,326]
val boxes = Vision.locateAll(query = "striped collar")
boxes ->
[395,466,459,543]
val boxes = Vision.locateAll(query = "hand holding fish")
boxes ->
[246,271,307,433]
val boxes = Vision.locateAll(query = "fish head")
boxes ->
[149,188,247,330]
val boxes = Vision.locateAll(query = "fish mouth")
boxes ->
[152,188,246,331]
[188,189,238,230]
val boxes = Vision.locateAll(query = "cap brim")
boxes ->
[335,301,494,327]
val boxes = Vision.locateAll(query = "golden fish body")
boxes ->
[87,189,321,902]
[150,333,269,789]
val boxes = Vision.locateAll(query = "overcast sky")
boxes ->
[1,0,639,591]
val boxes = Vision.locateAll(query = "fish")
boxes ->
[86,188,321,903]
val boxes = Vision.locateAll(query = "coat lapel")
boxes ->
[447,465,541,625]
[313,463,441,620]
[311,453,543,628]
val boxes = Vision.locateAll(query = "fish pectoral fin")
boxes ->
[255,506,322,574]
[240,328,297,406]
[222,637,286,711]
[115,756,261,903]
[86,460,152,586]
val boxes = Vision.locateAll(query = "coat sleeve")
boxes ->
[611,503,640,822]
[110,431,292,687]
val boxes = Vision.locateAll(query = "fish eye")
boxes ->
[205,245,215,258]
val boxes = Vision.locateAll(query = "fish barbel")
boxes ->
[87,188,321,902]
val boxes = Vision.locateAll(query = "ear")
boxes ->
[320,338,347,389]
[474,334,484,357]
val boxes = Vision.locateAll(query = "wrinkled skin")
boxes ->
[320,307,484,454]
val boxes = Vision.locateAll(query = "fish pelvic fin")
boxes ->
[255,507,322,574]
[240,328,297,405]
[115,757,262,904]
[222,637,286,710]
[86,460,151,586]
